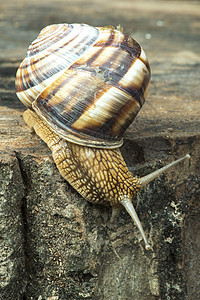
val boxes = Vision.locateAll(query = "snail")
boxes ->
[15,23,190,250]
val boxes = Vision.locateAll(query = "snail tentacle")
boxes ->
[139,154,191,187]
[119,196,151,250]
[110,207,121,223]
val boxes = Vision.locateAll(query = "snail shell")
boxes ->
[16,23,150,149]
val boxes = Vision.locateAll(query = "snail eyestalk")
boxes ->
[139,154,190,187]
[120,154,190,250]
[119,196,151,250]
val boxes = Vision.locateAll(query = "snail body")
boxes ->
[23,109,141,207]
[16,23,190,250]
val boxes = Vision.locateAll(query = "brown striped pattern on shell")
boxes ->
[16,23,151,148]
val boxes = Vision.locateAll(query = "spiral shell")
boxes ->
[16,23,150,148]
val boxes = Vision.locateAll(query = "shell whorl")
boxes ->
[16,23,151,148]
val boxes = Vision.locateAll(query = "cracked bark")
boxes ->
[0,153,26,299]
[1,143,199,300]
[1,0,200,299]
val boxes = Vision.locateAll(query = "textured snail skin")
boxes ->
[24,109,141,207]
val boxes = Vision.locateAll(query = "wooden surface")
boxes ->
[0,1,200,299]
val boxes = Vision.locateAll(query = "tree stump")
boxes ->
[0,1,200,299]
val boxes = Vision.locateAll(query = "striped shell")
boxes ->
[16,23,151,148]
